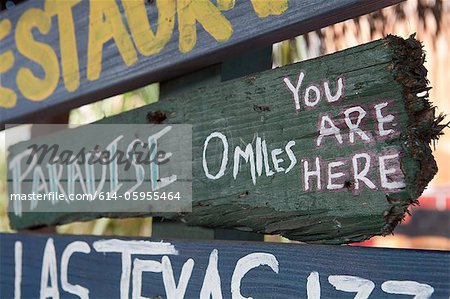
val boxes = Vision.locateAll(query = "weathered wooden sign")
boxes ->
[7,35,439,244]
[1,233,449,299]
[0,0,405,124]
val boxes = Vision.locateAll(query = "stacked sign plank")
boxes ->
[7,35,441,244]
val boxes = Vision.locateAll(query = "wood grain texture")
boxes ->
[152,45,273,242]
[7,36,439,244]
[1,233,449,298]
[0,0,404,125]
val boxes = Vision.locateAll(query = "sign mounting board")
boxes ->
[7,36,440,244]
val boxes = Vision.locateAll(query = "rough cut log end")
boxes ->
[381,34,444,236]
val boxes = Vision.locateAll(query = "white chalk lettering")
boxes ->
[203,132,229,180]
[307,272,321,299]
[304,85,321,107]
[284,72,345,110]
[200,249,223,299]
[328,275,375,299]
[125,139,145,193]
[132,259,162,299]
[148,126,176,191]
[284,141,297,173]
[283,71,305,111]
[317,115,343,146]
[327,161,346,190]
[324,77,344,103]
[352,153,376,190]
[379,153,406,190]
[61,241,90,299]
[255,137,264,177]
[233,144,256,185]
[93,239,178,299]
[14,241,22,299]
[10,148,36,216]
[303,157,321,191]
[344,106,371,143]
[231,253,279,299]
[10,238,440,298]
[381,281,434,299]
[40,238,60,299]
[31,166,48,210]
[107,135,124,193]
[262,140,274,177]
[162,256,194,299]
[375,102,396,137]
[271,148,285,173]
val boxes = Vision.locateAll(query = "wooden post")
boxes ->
[153,46,272,241]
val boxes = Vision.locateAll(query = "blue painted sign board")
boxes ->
[1,233,449,298]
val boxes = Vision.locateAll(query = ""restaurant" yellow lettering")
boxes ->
[87,0,138,81]
[0,19,16,108]
[15,8,59,101]
[0,0,290,109]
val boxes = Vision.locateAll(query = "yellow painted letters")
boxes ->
[177,0,233,53]
[15,9,60,102]
[45,0,81,92]
[122,0,175,57]
[87,0,137,81]
[217,0,235,10]
[250,0,288,17]
[217,0,289,16]
[0,19,16,108]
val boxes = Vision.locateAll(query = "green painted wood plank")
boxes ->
[153,46,272,241]
[7,35,441,244]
